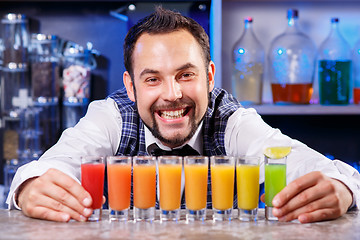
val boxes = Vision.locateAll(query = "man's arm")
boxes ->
[225,107,360,222]
[7,99,122,221]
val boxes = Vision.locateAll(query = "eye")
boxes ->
[179,72,195,80]
[145,77,159,85]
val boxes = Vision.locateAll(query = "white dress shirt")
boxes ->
[6,98,360,210]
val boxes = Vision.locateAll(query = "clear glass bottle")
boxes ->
[318,18,352,105]
[352,39,360,104]
[232,17,264,105]
[268,9,316,104]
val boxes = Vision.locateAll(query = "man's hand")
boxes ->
[262,171,353,223]
[17,168,93,222]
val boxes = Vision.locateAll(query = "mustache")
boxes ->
[150,99,195,112]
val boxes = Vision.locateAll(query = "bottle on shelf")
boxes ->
[231,17,264,106]
[352,39,360,104]
[268,9,317,104]
[317,18,352,105]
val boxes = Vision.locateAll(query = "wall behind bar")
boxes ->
[0,1,210,185]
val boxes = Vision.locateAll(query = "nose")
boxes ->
[162,79,182,101]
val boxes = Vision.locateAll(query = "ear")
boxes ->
[123,71,136,102]
[208,60,215,92]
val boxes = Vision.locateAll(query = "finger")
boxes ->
[276,194,337,222]
[298,208,341,223]
[273,180,327,217]
[44,169,93,208]
[273,171,323,208]
[23,191,89,222]
[41,181,92,218]
[260,193,265,203]
[42,185,92,220]
[26,206,72,222]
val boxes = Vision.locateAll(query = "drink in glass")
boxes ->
[264,146,289,220]
[107,156,132,221]
[81,156,105,221]
[236,156,260,221]
[184,156,208,222]
[133,156,157,222]
[210,156,235,221]
[158,156,182,222]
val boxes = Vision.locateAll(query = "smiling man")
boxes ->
[6,7,360,224]
[124,29,213,148]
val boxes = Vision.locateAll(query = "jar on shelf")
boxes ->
[30,33,61,150]
[317,18,351,105]
[231,17,264,106]
[62,41,97,129]
[30,34,61,103]
[268,9,316,104]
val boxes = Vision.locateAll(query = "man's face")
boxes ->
[124,30,215,148]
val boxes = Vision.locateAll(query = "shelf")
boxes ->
[250,104,360,115]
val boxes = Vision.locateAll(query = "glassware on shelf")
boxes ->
[1,13,31,119]
[317,18,352,105]
[1,13,35,167]
[268,9,316,105]
[352,39,360,104]
[61,41,97,129]
[231,17,264,106]
[30,33,61,150]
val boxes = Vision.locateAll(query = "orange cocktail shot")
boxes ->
[210,156,235,221]
[107,156,132,221]
[158,156,182,222]
[184,156,208,222]
[133,156,157,222]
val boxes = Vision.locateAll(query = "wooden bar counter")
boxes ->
[0,208,359,240]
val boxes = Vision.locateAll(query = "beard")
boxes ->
[139,98,205,147]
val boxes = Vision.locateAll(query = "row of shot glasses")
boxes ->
[80,154,286,222]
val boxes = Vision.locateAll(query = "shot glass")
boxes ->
[236,156,260,221]
[133,156,157,222]
[107,156,132,221]
[265,155,287,221]
[210,156,235,221]
[184,156,209,222]
[81,156,105,221]
[158,156,183,222]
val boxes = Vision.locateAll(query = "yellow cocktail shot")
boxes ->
[236,156,260,221]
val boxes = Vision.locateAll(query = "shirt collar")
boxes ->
[145,121,203,155]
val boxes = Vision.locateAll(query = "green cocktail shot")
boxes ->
[265,164,286,207]
[264,146,290,221]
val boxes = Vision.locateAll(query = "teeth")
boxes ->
[160,109,186,119]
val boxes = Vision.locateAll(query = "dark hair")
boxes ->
[123,6,211,79]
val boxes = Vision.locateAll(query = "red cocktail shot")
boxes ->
[81,156,105,221]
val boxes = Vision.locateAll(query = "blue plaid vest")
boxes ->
[108,87,242,156]
[107,87,242,209]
